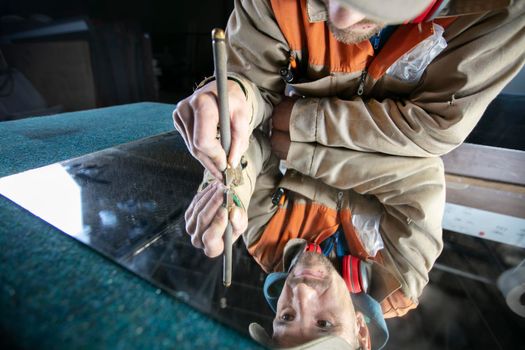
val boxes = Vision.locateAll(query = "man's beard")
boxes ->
[327,19,384,45]
[287,252,335,290]
[294,251,335,272]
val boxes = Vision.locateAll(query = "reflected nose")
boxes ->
[329,1,366,29]
[293,282,317,308]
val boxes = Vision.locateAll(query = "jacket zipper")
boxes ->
[280,51,298,84]
[357,70,368,96]
[336,191,344,211]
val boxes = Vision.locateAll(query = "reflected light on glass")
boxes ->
[0,164,85,240]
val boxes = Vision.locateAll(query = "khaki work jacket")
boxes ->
[201,132,446,317]
[221,0,524,156]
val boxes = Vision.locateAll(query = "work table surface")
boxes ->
[0,102,261,349]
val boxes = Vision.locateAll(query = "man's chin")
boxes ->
[294,251,334,273]
[328,21,383,45]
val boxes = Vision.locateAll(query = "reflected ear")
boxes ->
[355,311,371,350]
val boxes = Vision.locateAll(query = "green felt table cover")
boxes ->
[0,103,263,349]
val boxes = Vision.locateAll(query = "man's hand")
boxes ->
[271,97,295,160]
[271,130,291,160]
[184,181,248,257]
[173,80,250,180]
[271,96,294,133]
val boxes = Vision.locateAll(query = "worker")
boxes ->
[250,242,388,349]
[178,0,522,347]
[173,0,525,181]
[184,131,446,348]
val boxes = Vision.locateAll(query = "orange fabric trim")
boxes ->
[270,0,373,73]
[368,22,435,80]
[270,0,304,52]
[340,209,370,260]
[381,291,418,318]
[249,197,369,272]
[435,17,458,29]
[249,201,340,272]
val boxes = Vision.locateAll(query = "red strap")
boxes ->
[411,0,441,23]
[342,255,362,293]
[342,256,351,291]
[350,256,362,293]
[305,243,322,254]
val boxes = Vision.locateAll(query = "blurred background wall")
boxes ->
[0,0,523,152]
[0,0,233,120]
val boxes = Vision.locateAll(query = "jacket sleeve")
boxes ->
[286,142,446,303]
[289,2,525,156]
[225,0,287,132]
[241,140,282,255]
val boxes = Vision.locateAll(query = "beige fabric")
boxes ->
[336,0,435,24]
[195,0,523,308]
[225,0,525,157]
[335,0,513,24]
[208,131,446,304]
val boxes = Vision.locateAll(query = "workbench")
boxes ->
[0,102,261,349]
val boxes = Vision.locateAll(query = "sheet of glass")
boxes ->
[1,131,523,348]
[0,131,274,335]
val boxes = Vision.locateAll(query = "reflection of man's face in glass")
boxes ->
[322,0,385,44]
[272,252,369,348]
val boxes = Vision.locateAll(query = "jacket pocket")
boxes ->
[386,23,447,83]
[284,74,335,98]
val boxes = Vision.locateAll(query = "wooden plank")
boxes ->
[442,203,525,248]
[445,174,525,218]
[442,143,525,186]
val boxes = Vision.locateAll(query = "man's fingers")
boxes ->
[190,231,204,250]
[173,101,194,150]
[229,106,250,168]
[228,83,250,167]
[272,98,295,132]
[202,207,228,257]
[185,183,219,248]
[195,185,225,236]
[176,80,250,177]
[195,154,224,181]
[191,92,228,172]
[230,206,248,240]
[185,185,244,257]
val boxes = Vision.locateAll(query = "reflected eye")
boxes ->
[281,313,295,321]
[317,320,333,329]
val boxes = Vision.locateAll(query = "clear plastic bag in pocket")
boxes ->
[352,208,384,257]
[386,23,447,83]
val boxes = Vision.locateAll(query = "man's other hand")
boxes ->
[271,97,294,160]
[271,130,291,160]
[173,80,250,180]
[271,96,294,132]
[184,181,247,258]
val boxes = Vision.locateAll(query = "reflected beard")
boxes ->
[295,251,335,272]
[288,252,335,289]
[327,19,384,45]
